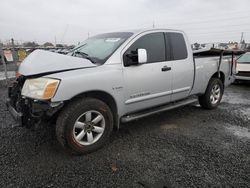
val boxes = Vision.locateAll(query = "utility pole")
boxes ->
[11,38,14,46]
[61,24,69,44]
[11,38,16,62]
[88,32,90,39]
[54,36,57,47]
[240,32,244,44]
[152,21,155,28]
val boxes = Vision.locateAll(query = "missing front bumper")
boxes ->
[7,81,64,128]
[6,96,64,128]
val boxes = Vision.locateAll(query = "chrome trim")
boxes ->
[125,87,190,105]
[125,90,172,104]
[172,87,191,94]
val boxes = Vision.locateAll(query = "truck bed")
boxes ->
[190,48,243,95]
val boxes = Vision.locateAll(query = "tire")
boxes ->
[56,97,113,155]
[198,78,224,109]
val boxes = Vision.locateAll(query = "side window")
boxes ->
[125,32,166,63]
[166,32,188,60]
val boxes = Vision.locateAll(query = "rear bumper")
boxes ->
[236,71,250,81]
[235,76,250,81]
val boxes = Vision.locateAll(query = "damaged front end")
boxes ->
[6,76,63,128]
[5,50,97,128]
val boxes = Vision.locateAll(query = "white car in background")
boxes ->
[236,52,250,81]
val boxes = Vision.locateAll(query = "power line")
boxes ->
[172,23,250,31]
[78,13,250,34]
[189,34,248,40]
[141,10,250,28]
[157,15,250,27]
[187,30,250,35]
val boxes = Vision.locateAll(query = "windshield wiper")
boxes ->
[74,51,96,64]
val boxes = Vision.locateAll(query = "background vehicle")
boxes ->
[235,52,250,81]
[7,29,236,155]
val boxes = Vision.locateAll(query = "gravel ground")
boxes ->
[0,83,249,187]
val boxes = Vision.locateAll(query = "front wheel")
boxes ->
[56,98,113,155]
[199,78,224,109]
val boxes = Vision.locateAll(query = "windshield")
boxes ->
[237,53,250,63]
[70,32,133,64]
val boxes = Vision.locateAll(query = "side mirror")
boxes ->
[124,48,147,67]
[138,49,147,64]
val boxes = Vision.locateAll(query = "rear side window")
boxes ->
[126,32,166,63]
[166,32,188,60]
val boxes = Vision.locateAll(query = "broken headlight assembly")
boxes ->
[21,78,60,100]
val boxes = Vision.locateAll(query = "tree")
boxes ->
[56,44,64,48]
[68,45,75,49]
[23,41,39,47]
[43,42,54,47]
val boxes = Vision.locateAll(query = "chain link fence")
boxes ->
[0,44,73,87]
[0,45,18,87]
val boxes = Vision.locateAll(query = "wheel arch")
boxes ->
[69,90,119,129]
[211,71,225,86]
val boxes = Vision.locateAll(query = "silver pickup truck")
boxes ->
[7,29,236,154]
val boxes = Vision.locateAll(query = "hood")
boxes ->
[18,50,96,76]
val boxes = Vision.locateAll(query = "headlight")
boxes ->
[22,78,60,100]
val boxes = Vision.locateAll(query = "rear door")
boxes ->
[166,32,194,101]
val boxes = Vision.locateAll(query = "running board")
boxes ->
[121,98,198,123]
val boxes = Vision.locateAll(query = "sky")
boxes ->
[0,0,250,45]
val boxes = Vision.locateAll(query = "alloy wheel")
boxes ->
[73,110,105,146]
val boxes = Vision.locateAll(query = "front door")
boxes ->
[122,32,173,113]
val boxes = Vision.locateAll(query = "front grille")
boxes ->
[236,71,250,77]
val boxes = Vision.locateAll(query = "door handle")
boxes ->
[161,66,171,72]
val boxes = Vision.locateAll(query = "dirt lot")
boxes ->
[0,83,249,187]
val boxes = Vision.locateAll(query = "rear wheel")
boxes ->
[56,98,113,155]
[199,78,224,109]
